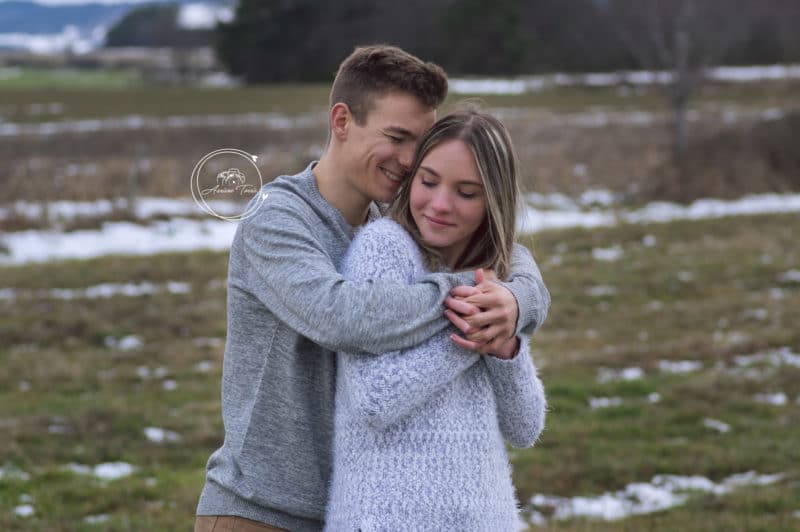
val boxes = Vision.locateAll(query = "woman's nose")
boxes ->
[430,190,451,212]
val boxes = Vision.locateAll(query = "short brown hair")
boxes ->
[330,45,448,125]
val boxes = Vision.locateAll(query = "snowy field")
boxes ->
[449,64,800,95]
[1,195,798,530]
[2,191,800,265]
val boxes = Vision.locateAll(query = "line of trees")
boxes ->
[214,0,800,83]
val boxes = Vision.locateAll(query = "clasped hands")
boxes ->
[444,268,520,360]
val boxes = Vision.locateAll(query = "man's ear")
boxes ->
[330,102,351,142]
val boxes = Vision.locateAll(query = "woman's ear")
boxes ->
[330,103,351,142]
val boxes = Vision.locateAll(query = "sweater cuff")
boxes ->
[499,280,536,336]
[484,337,534,380]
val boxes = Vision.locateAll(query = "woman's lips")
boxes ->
[425,215,454,227]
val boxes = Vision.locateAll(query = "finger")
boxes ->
[450,334,492,354]
[461,289,503,308]
[465,324,506,344]
[462,308,505,330]
[444,296,481,316]
[444,310,479,335]
[475,268,485,285]
[449,285,480,298]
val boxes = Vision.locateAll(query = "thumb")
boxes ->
[475,268,485,285]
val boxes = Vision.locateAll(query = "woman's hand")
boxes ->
[444,268,520,354]
[489,336,520,360]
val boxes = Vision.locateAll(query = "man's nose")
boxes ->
[398,144,415,173]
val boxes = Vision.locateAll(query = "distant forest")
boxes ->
[105,0,800,82]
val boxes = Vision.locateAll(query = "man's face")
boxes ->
[342,91,436,204]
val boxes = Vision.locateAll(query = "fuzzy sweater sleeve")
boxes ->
[483,337,547,447]
[502,243,551,336]
[236,191,473,354]
[338,219,481,430]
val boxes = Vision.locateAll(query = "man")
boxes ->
[195,45,549,532]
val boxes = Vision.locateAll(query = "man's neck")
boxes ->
[313,156,371,227]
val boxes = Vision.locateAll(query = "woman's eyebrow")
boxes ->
[419,165,440,177]
[420,166,484,187]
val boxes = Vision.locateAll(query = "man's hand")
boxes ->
[444,268,520,354]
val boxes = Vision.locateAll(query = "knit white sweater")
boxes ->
[324,218,547,531]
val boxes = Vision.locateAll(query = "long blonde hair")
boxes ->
[389,108,519,280]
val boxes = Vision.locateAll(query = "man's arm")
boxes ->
[235,196,471,354]
[503,243,551,335]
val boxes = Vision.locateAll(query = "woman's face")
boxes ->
[409,139,487,267]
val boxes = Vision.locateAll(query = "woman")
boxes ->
[325,109,546,530]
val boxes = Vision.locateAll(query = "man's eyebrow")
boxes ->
[385,126,415,138]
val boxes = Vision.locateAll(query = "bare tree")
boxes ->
[600,0,754,167]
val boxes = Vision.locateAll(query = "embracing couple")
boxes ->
[195,45,550,532]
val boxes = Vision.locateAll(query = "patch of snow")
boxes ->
[646,300,664,311]
[734,348,800,369]
[586,285,618,297]
[1,218,238,265]
[703,418,731,433]
[450,65,800,95]
[589,397,623,409]
[592,246,623,261]
[65,462,135,481]
[0,112,320,138]
[642,235,657,247]
[740,308,769,320]
[193,360,213,373]
[104,335,143,351]
[0,465,30,481]
[579,189,616,207]
[193,337,224,348]
[777,270,800,283]
[93,462,135,481]
[0,288,16,301]
[84,514,111,524]
[754,392,788,406]
[597,367,643,383]
[528,471,783,523]
[658,360,703,374]
[144,427,181,444]
[14,504,34,517]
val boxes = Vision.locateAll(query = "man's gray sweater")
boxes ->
[196,163,550,531]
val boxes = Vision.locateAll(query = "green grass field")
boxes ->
[1,212,798,530]
[2,66,799,124]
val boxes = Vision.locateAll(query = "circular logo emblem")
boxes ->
[190,148,267,221]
